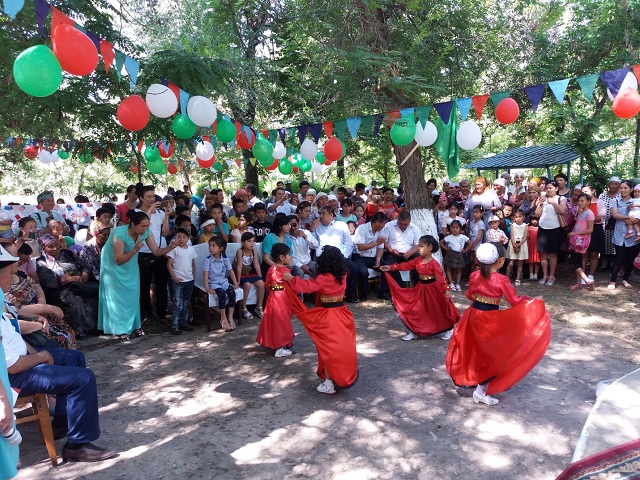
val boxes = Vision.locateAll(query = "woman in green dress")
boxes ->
[98,210,176,341]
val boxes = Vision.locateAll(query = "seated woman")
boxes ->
[5,260,76,349]
[79,224,111,281]
[35,234,98,339]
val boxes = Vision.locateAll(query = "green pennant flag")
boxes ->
[360,116,374,138]
[114,50,126,82]
[287,128,296,145]
[333,119,347,140]
[268,129,278,145]
[416,105,432,128]
[576,74,599,103]
[434,103,460,179]
[489,91,511,107]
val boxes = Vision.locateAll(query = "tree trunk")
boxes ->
[337,158,345,183]
[242,148,259,186]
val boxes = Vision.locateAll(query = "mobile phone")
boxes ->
[160,200,169,208]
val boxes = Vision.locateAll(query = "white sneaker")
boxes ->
[455,284,462,291]
[449,282,456,291]
[274,348,292,358]
[473,391,499,405]
[441,329,453,340]
[402,332,417,341]
[317,380,336,394]
[587,275,595,282]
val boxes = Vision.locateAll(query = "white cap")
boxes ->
[450,181,460,187]
[327,194,338,201]
[608,176,621,184]
[203,186,212,192]
[488,215,501,223]
[573,183,583,190]
[476,243,499,265]
[307,188,316,196]
[0,245,19,263]
[493,178,507,188]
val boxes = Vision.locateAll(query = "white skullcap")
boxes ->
[608,176,621,184]
[327,194,338,201]
[306,188,316,196]
[488,215,501,223]
[476,243,499,265]
[450,181,460,187]
[493,178,507,187]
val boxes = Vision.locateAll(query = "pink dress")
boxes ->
[526,226,540,263]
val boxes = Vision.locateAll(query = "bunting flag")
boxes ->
[278,128,287,145]
[524,84,546,112]
[179,89,189,116]
[373,114,384,136]
[124,55,140,91]
[85,30,101,51]
[548,78,571,104]
[2,0,25,19]
[360,115,374,137]
[472,94,489,120]
[287,127,296,144]
[415,105,432,128]
[398,107,414,119]
[346,117,361,139]
[576,74,599,103]
[297,126,308,144]
[33,0,50,37]
[99,40,115,73]
[333,119,347,139]
[114,50,125,81]
[50,6,73,35]
[633,65,640,84]
[457,98,472,121]
[433,101,454,125]
[434,102,459,179]
[268,129,278,145]
[323,121,333,138]
[308,124,322,143]
[489,91,510,107]
[599,68,629,98]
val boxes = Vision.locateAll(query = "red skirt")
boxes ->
[385,273,460,336]
[256,290,294,350]
[445,299,551,395]
[285,287,358,388]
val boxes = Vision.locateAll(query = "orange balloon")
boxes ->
[52,24,98,76]
[494,98,520,125]
[612,88,640,119]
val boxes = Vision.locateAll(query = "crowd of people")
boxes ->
[0,170,636,475]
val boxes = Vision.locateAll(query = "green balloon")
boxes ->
[172,114,197,140]
[253,137,274,162]
[212,162,223,172]
[258,155,275,167]
[316,151,326,165]
[144,146,161,162]
[13,45,62,97]
[300,159,312,172]
[278,158,293,175]
[78,151,94,164]
[58,150,69,160]
[147,159,167,175]
[291,153,303,167]
[390,115,417,146]
[216,119,236,143]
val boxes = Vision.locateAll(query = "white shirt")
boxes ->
[248,197,262,207]
[136,209,166,253]
[268,202,296,215]
[353,222,384,258]
[383,220,421,254]
[1,302,28,369]
[166,245,198,282]
[288,230,319,267]
[313,220,354,258]
[444,234,469,253]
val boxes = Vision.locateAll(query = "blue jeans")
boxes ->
[172,280,194,328]
[9,348,100,444]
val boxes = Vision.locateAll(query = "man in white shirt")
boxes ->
[268,187,296,216]
[379,210,421,299]
[298,180,310,202]
[352,212,388,301]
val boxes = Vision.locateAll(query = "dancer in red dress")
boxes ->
[446,243,551,405]
[283,246,358,395]
[380,235,460,341]
[256,243,295,358]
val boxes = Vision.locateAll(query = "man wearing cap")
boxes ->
[493,178,508,206]
[305,188,317,205]
[0,246,116,462]
[32,191,69,234]
[352,212,388,301]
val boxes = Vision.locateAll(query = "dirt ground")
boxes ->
[13,268,640,480]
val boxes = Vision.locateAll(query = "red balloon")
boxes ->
[237,129,256,149]
[266,159,279,171]
[197,155,215,168]
[52,24,99,76]
[117,95,150,131]
[158,142,175,158]
[167,164,178,175]
[612,87,640,119]
[24,145,39,159]
[130,166,138,173]
[494,98,520,124]
[323,137,344,162]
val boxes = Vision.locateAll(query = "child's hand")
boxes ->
[233,283,239,290]
[379,265,390,271]
[282,272,293,281]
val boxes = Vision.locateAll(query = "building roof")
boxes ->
[463,139,626,170]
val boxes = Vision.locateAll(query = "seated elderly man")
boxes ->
[352,212,388,301]
[0,246,115,462]
[31,190,69,234]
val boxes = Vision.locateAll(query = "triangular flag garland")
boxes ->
[456,98,472,121]
[548,78,571,104]
[471,95,489,120]
[489,91,511,107]
[576,74,599,103]
[524,84,546,112]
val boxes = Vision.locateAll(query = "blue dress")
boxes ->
[98,225,150,335]
[0,342,19,479]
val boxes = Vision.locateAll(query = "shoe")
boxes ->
[441,329,453,340]
[455,284,462,291]
[529,274,536,280]
[569,283,582,291]
[134,329,145,337]
[449,282,456,290]
[254,307,264,318]
[171,328,182,335]
[473,391,499,406]
[118,334,130,342]
[221,320,232,332]
[402,332,417,341]
[515,279,521,287]
[316,380,336,395]
[52,425,68,441]
[274,348,292,358]
[179,325,193,332]
[142,317,153,326]
[539,276,548,285]
[241,309,254,320]
[607,283,616,290]
[62,442,117,462]
[622,280,633,289]
[586,280,595,291]
[587,275,595,282]
[545,276,556,286]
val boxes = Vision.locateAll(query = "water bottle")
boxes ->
[3,427,22,446]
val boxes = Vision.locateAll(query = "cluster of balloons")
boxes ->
[23,145,71,162]
[388,113,485,151]
[611,73,640,119]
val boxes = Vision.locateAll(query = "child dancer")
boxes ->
[568,193,595,291]
[526,216,541,280]
[506,210,529,286]
[380,235,460,341]
[283,246,358,395]
[234,232,265,319]
[440,220,471,291]
[203,237,238,332]
[446,243,551,406]
[256,243,295,358]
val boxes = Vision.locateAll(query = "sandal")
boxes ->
[622,280,632,289]
[134,329,145,337]
[539,276,548,285]
[569,283,582,291]
[545,276,556,286]
[228,319,237,331]
[254,307,264,318]
[118,334,130,342]
[221,320,232,332]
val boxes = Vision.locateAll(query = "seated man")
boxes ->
[352,212,388,301]
[379,210,421,299]
[0,246,115,463]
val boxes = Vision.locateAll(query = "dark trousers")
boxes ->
[172,280,195,328]
[345,259,360,301]
[379,251,419,294]
[9,348,100,444]
[213,285,236,308]
[138,254,169,321]
[352,254,378,299]
[611,243,640,282]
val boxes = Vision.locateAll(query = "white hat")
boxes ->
[0,245,19,264]
[493,178,507,187]
[442,179,451,185]
[476,243,499,265]
[450,181,460,187]
[573,183,583,190]
[488,215,501,223]
[203,186,212,192]
[608,176,621,184]
[307,188,317,196]
[327,194,338,201]
[201,219,217,229]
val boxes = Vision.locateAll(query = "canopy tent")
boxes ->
[463,139,626,183]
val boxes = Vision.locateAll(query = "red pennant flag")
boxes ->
[100,40,115,73]
[202,135,210,142]
[234,120,242,134]
[385,110,400,127]
[235,159,242,166]
[16,138,23,145]
[137,140,144,152]
[323,121,333,138]
[632,65,640,84]
[211,120,217,134]
[472,94,489,120]
[50,7,73,36]
[260,129,269,139]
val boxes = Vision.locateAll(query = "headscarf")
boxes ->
[37,191,54,204]
[37,234,59,269]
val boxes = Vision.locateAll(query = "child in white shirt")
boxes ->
[166,228,198,335]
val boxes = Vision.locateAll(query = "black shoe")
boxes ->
[76,331,87,340]
[62,442,117,462]
[171,328,182,335]
[179,325,193,332]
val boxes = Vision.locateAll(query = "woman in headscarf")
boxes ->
[79,224,111,282]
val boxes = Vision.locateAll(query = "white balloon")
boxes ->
[310,161,323,173]
[300,138,318,161]
[607,72,638,100]
[456,120,482,150]
[187,96,217,127]
[414,121,438,147]
[38,150,53,164]
[50,151,59,163]
[273,141,286,159]
[145,84,178,118]
[196,141,215,160]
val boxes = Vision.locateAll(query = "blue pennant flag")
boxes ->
[2,0,25,19]
[600,68,630,98]
[373,114,384,136]
[548,78,571,104]
[457,98,472,121]
[308,124,322,143]
[524,84,546,112]
[179,89,190,116]
[346,117,361,139]
[124,56,140,91]
[433,101,454,125]
[399,108,414,119]
[33,0,50,37]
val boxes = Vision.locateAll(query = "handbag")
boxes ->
[605,215,616,230]
[570,234,591,254]
[22,329,48,348]
[68,281,100,298]
[232,251,252,276]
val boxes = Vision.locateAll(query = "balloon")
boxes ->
[78,151,94,164]
[258,155,275,167]
[216,119,237,143]
[414,121,438,146]
[456,120,483,150]
[608,72,638,100]
[273,141,286,159]
[278,158,293,175]
[13,46,62,98]
[253,136,274,163]
[211,162,223,172]
[23,145,39,160]
[316,151,326,164]
[196,141,215,160]
[310,161,322,173]
[237,129,256,149]
[187,96,217,127]
[38,150,53,164]
[144,145,161,162]
[291,153,303,167]
[390,116,416,146]
[145,84,178,118]
[147,159,167,175]
[197,155,215,168]
[52,24,99,76]
[266,159,279,171]
[172,114,197,139]
[167,164,178,175]
[158,142,175,158]
[117,95,150,131]
[323,137,344,162]
[58,150,69,160]
[300,159,312,172]
[495,98,519,124]
[612,87,640,119]
[50,151,59,163]
[300,138,318,161]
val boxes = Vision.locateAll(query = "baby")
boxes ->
[625,184,640,241]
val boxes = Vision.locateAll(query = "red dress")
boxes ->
[256,265,294,350]
[286,274,358,388]
[526,226,540,263]
[385,257,460,336]
[445,271,551,395]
